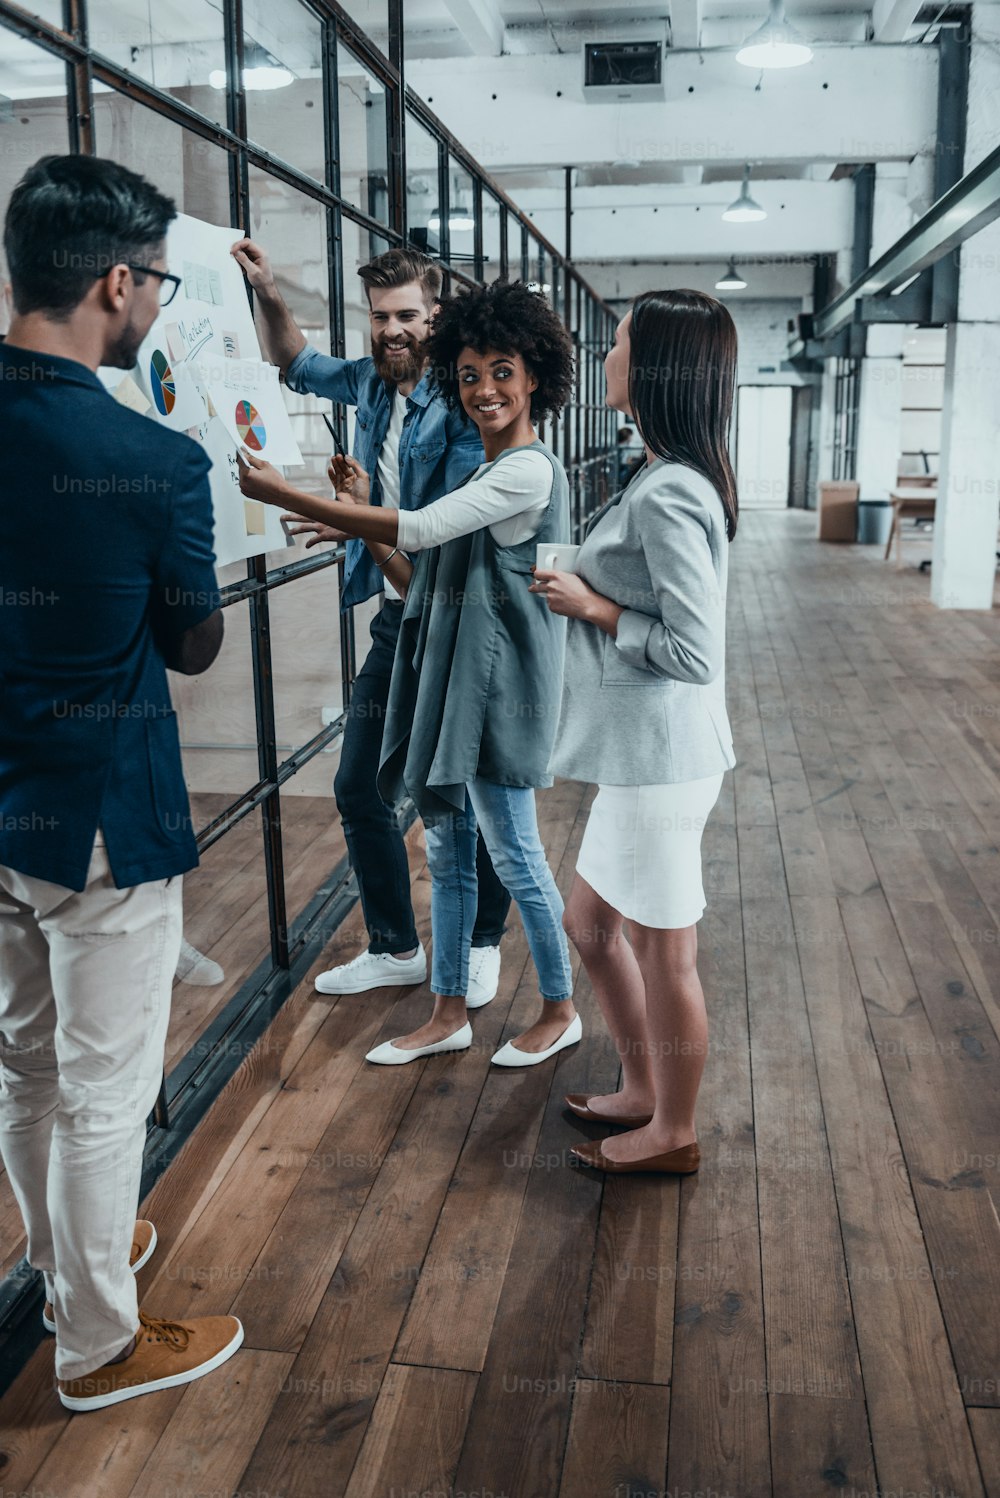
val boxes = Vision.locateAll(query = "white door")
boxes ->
[736,385,793,509]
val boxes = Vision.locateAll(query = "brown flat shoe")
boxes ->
[564,1093,654,1128]
[570,1137,700,1174]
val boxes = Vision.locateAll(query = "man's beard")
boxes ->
[107,313,148,371]
[372,333,424,385]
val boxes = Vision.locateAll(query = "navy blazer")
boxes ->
[0,343,220,891]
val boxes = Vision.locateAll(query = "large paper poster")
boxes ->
[100,213,301,567]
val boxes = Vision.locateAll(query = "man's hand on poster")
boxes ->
[230,237,276,299]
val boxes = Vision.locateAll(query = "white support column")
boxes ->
[930,1,1000,610]
[930,325,1000,608]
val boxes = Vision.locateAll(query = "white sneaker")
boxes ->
[466,945,501,1008]
[366,1021,473,1065]
[491,1012,583,1068]
[314,946,427,995]
[175,938,224,987]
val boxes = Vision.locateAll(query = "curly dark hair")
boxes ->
[424,278,575,422]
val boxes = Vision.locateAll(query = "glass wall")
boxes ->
[337,40,389,225]
[405,109,442,256]
[243,0,326,184]
[445,154,476,271]
[87,0,230,127]
[0,0,616,1124]
[482,189,502,281]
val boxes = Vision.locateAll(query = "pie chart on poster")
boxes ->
[236,399,267,451]
[149,349,175,416]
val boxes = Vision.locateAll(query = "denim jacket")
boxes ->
[284,345,485,611]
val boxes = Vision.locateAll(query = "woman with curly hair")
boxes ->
[239,279,581,1067]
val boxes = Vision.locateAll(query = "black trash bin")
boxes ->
[856,498,893,545]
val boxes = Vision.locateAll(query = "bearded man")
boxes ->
[231,240,511,1002]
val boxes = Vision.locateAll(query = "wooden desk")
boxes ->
[885,487,938,568]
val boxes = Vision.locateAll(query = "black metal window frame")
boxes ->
[0,0,618,1358]
[832,355,862,482]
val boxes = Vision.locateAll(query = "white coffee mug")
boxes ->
[535,542,581,573]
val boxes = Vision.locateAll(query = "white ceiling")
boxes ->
[0,0,960,301]
[395,0,950,290]
[393,0,946,54]
[400,0,881,29]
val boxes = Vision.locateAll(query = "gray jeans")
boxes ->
[0,830,181,1379]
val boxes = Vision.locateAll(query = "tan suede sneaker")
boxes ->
[57,1310,244,1411]
[43,1219,157,1333]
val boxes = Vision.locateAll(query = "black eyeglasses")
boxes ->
[126,263,182,308]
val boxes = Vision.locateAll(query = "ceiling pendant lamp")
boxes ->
[715,261,748,290]
[736,0,813,69]
[722,165,767,222]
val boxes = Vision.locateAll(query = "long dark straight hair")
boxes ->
[627,289,739,540]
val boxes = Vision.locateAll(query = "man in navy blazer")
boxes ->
[0,155,244,1411]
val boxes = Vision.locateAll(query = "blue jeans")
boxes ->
[334,603,511,954]
[423,779,574,1002]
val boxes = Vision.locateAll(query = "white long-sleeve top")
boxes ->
[375,391,407,600]
[395,447,554,553]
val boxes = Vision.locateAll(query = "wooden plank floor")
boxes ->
[2,510,999,1498]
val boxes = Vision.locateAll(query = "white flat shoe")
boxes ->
[365,1021,473,1065]
[490,1013,582,1068]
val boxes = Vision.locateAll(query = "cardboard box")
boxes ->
[817,480,859,541]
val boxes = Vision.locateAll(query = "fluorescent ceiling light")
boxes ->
[715,261,748,290]
[241,64,294,89]
[723,166,767,222]
[736,1,813,69]
[427,206,475,234]
[210,41,294,91]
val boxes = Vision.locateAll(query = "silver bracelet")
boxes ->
[376,547,399,569]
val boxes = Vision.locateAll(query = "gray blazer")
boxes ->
[548,457,737,786]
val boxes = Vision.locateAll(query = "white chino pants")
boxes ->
[0,830,181,1379]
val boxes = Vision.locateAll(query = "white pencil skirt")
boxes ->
[575,772,725,929]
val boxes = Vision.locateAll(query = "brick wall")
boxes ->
[726,297,807,387]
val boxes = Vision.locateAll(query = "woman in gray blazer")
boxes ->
[531,289,739,1177]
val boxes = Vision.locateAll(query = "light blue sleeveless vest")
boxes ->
[376,441,570,824]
